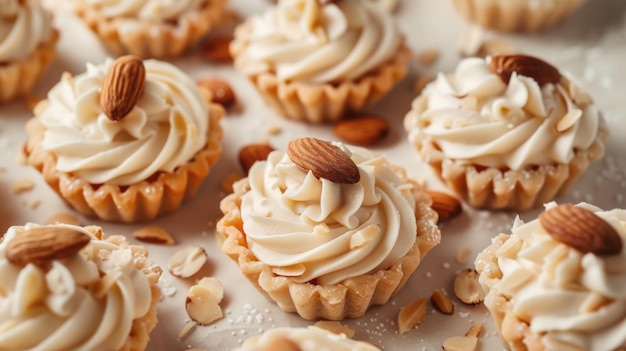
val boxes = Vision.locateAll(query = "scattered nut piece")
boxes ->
[313,321,355,338]
[425,190,462,222]
[332,114,390,146]
[465,323,483,337]
[133,226,175,245]
[168,246,208,278]
[456,247,471,265]
[178,321,197,339]
[12,179,35,194]
[442,335,478,351]
[238,143,275,174]
[221,172,242,193]
[397,297,428,334]
[417,48,440,66]
[196,277,224,303]
[197,77,236,107]
[200,36,233,62]
[414,74,434,94]
[454,269,485,305]
[266,125,282,135]
[30,200,41,209]
[489,54,561,86]
[556,109,583,133]
[431,289,454,315]
[271,264,306,277]
[46,212,81,226]
[185,283,223,325]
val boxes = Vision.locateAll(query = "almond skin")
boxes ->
[539,204,622,256]
[332,114,390,146]
[287,138,360,184]
[5,226,91,267]
[200,36,233,62]
[238,143,275,174]
[100,55,146,121]
[425,190,462,222]
[489,54,560,86]
[196,77,236,107]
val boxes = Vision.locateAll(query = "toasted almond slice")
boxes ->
[46,212,81,226]
[196,277,224,303]
[179,321,198,340]
[313,321,355,338]
[349,225,379,249]
[12,179,34,194]
[454,269,485,305]
[465,323,483,337]
[272,264,306,277]
[431,289,454,315]
[456,247,471,265]
[442,335,478,351]
[579,292,611,313]
[398,297,428,334]
[168,246,208,278]
[186,284,223,325]
[132,226,175,245]
[556,109,583,133]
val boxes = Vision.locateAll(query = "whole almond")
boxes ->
[489,54,560,86]
[425,190,462,222]
[100,55,146,121]
[238,143,275,174]
[6,226,91,267]
[200,36,233,62]
[196,77,236,107]
[287,138,360,184]
[539,204,622,255]
[332,114,390,146]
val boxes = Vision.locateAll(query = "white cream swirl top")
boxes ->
[0,224,153,350]
[404,56,603,170]
[0,0,54,62]
[38,59,209,186]
[241,144,418,285]
[236,326,380,351]
[478,202,626,351]
[85,0,205,21]
[231,0,402,83]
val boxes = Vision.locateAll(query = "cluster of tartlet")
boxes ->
[1,0,623,351]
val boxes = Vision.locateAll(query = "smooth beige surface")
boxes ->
[1,0,625,350]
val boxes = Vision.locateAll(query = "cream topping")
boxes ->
[237,326,380,351]
[0,0,54,62]
[481,202,626,351]
[37,58,209,186]
[85,0,205,21]
[0,223,152,350]
[405,57,602,170]
[240,144,418,285]
[232,0,401,83]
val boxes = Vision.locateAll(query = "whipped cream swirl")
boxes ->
[0,224,153,350]
[85,0,205,21]
[0,0,54,62]
[478,202,626,351]
[232,0,402,83]
[241,144,418,285]
[405,57,603,170]
[237,326,380,351]
[38,58,209,186]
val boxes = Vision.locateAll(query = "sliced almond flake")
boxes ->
[580,292,611,313]
[168,246,208,278]
[417,48,440,66]
[431,289,454,315]
[556,109,583,133]
[133,226,175,245]
[186,285,223,325]
[178,321,197,340]
[442,335,478,351]
[266,125,282,135]
[456,247,471,265]
[498,267,534,297]
[350,225,380,249]
[93,270,123,298]
[561,77,594,107]
[272,264,306,277]
[11,179,34,194]
[46,212,81,226]
[465,323,483,337]
[398,297,428,334]
[414,74,434,94]
[457,25,484,57]
[196,277,224,304]
[313,223,330,235]
[313,321,355,338]
[453,269,485,305]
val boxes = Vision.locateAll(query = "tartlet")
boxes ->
[0,223,162,350]
[217,137,440,320]
[0,0,58,103]
[404,54,608,211]
[25,55,223,222]
[229,0,411,123]
[475,202,626,351]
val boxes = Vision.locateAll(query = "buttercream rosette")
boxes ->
[0,223,162,351]
[25,57,223,222]
[475,202,626,351]
[217,139,440,320]
[229,0,411,123]
[404,54,608,211]
[75,0,227,58]
[0,0,58,103]
[236,326,380,351]
[451,0,586,32]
